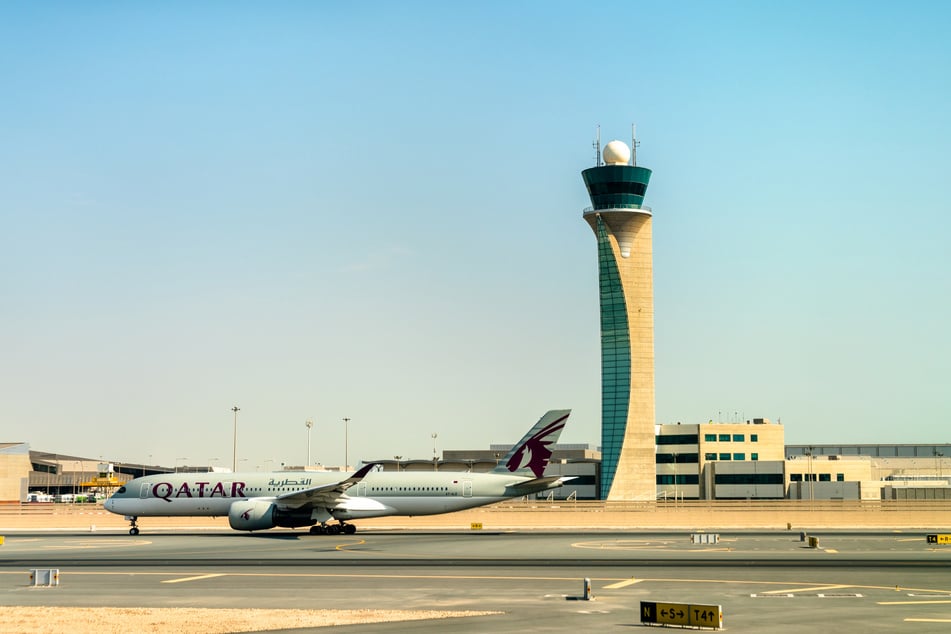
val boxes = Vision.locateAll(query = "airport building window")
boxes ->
[714,473,784,485]
[837,473,845,482]
[751,434,759,442]
[819,473,831,482]
[656,434,699,445]
[790,473,803,482]
[751,453,759,461]
[733,453,745,461]
[718,434,730,441]
[656,453,699,464]
[704,453,717,460]
[719,453,731,461]
[704,434,717,442]
[656,475,699,485]
[732,434,745,442]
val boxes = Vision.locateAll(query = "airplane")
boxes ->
[105,409,571,535]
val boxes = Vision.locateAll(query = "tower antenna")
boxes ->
[631,123,640,167]
[592,125,602,167]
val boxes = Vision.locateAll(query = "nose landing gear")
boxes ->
[125,516,140,536]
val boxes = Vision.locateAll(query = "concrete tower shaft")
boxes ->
[582,146,656,501]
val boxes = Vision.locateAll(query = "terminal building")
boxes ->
[654,421,951,501]
[655,419,786,500]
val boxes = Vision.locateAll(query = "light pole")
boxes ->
[231,406,240,472]
[342,417,351,470]
[305,419,314,466]
[175,457,189,473]
[806,447,814,503]
[394,455,402,472]
[673,451,678,503]
[431,433,438,471]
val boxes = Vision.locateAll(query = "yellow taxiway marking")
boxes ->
[762,584,850,595]
[571,539,676,551]
[825,548,839,553]
[897,538,924,542]
[335,539,367,551]
[44,539,152,550]
[906,618,951,623]
[603,578,643,589]
[161,573,227,584]
[879,600,951,605]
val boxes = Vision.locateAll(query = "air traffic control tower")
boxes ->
[582,133,655,501]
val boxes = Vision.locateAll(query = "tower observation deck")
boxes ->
[582,137,656,501]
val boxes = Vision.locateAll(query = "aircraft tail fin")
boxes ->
[491,409,571,479]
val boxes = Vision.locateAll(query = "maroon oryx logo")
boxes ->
[241,509,252,521]
[505,414,568,478]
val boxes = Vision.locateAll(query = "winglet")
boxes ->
[492,409,571,478]
[346,463,376,484]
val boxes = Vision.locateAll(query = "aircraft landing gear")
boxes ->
[126,516,140,536]
[308,522,356,536]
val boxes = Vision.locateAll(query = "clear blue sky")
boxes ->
[2,2,949,470]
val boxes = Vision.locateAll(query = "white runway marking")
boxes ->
[603,578,643,589]
[161,573,227,584]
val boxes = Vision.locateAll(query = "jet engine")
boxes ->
[228,499,316,531]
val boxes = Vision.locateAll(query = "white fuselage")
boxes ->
[105,470,540,520]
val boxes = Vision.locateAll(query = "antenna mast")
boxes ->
[631,123,640,167]
[592,125,602,166]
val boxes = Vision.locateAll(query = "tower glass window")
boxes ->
[594,216,630,499]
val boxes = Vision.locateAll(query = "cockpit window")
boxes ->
[116,487,126,494]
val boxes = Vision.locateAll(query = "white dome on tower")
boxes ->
[602,140,631,165]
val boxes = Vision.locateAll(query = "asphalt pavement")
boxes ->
[2,529,950,632]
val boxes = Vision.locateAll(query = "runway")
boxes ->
[3,529,951,632]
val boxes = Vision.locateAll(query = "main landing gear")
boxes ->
[125,516,140,536]
[309,522,356,535]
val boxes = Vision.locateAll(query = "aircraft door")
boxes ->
[140,484,150,499]
[463,480,472,498]
[358,483,367,496]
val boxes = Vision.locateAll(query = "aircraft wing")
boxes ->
[504,475,575,494]
[275,463,376,510]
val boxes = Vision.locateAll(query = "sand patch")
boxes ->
[2,606,501,633]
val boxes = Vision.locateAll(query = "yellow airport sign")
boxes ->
[926,534,951,544]
[641,601,722,629]
[470,522,483,530]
